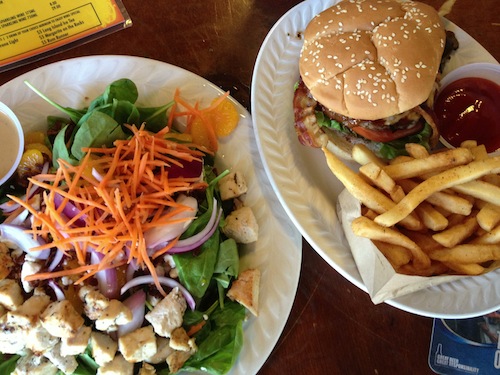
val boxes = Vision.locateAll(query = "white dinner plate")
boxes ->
[251,0,499,318]
[0,55,302,375]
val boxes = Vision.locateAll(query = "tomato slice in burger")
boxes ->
[351,124,423,143]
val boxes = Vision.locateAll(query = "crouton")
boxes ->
[222,206,258,244]
[227,268,260,316]
[218,171,248,200]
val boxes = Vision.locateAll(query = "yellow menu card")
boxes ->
[0,0,131,72]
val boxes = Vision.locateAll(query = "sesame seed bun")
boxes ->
[299,0,446,120]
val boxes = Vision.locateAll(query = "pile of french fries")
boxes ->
[323,140,500,277]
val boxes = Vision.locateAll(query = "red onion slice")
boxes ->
[47,248,65,272]
[0,200,21,213]
[92,167,104,182]
[0,224,50,260]
[117,289,146,337]
[7,208,30,226]
[168,207,222,254]
[126,259,139,282]
[144,194,198,249]
[149,198,221,255]
[53,193,87,227]
[91,251,120,299]
[48,280,66,301]
[0,162,49,214]
[120,275,196,310]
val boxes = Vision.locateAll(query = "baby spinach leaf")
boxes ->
[215,273,230,289]
[183,302,245,375]
[71,111,127,160]
[91,100,140,128]
[211,300,246,327]
[191,323,243,375]
[24,81,86,124]
[174,230,220,299]
[112,99,141,126]
[0,354,20,374]
[87,78,138,112]
[214,239,239,277]
[138,103,173,133]
[74,347,99,374]
[52,125,79,168]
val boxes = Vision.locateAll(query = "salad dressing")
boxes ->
[0,111,21,180]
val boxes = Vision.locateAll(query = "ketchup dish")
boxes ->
[434,62,500,155]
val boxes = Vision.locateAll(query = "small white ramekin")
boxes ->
[437,62,500,155]
[0,102,24,186]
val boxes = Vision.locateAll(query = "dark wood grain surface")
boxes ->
[1,1,498,374]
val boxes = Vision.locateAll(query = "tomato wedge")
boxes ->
[351,123,423,143]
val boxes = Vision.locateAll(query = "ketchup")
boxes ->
[434,77,500,153]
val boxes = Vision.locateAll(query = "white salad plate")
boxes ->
[251,0,500,319]
[0,55,302,375]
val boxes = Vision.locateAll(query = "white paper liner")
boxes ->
[337,188,467,304]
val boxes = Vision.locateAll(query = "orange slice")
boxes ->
[209,97,239,137]
[25,143,52,159]
[24,131,46,145]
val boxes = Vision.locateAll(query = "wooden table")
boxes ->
[1,1,498,374]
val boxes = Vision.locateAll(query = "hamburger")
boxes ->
[294,0,453,160]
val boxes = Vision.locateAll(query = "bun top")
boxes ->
[299,0,445,120]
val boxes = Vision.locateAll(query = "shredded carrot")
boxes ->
[187,320,206,336]
[2,88,242,297]
[174,89,222,152]
[24,264,99,282]
[9,123,209,296]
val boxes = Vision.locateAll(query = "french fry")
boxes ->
[432,213,479,248]
[477,202,500,232]
[444,262,485,276]
[428,244,500,264]
[322,147,423,230]
[382,148,473,180]
[361,207,378,220]
[405,143,429,159]
[373,240,412,268]
[482,173,500,186]
[447,213,470,227]
[352,144,385,167]
[390,155,414,165]
[460,140,478,148]
[398,261,449,276]
[351,216,431,269]
[398,179,473,215]
[472,224,500,245]
[324,140,500,279]
[374,156,500,227]
[400,228,444,253]
[451,180,500,206]
[359,162,404,202]
[469,145,488,161]
[415,201,448,231]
